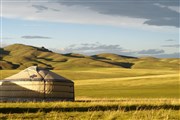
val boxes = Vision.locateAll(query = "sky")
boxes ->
[0,0,179,58]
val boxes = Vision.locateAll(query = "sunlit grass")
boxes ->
[0,99,179,120]
[0,68,179,119]
[1,68,179,98]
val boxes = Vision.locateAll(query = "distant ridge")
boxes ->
[0,44,179,70]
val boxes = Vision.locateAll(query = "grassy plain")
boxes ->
[0,68,179,119]
[56,68,179,98]
[1,68,179,98]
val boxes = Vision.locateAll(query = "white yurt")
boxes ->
[0,66,74,101]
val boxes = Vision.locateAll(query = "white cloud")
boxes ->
[168,6,180,13]
[1,2,178,32]
[155,3,180,15]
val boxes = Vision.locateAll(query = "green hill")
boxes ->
[0,44,118,70]
[0,44,179,70]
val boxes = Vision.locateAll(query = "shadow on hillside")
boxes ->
[91,55,111,60]
[32,60,54,70]
[92,55,137,60]
[37,57,53,61]
[0,104,179,113]
[107,61,134,68]
[91,55,135,68]
[0,48,10,55]
[34,46,52,52]
[98,60,134,68]
[0,60,20,69]
[64,53,85,58]
[0,48,10,60]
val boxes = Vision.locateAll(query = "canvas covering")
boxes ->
[5,66,73,82]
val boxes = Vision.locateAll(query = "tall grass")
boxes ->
[0,99,179,120]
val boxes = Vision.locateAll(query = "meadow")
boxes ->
[0,68,179,119]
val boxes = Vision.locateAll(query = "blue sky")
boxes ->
[1,0,179,57]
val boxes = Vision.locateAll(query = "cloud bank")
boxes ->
[50,42,179,58]
[58,0,180,28]
[138,49,165,54]
[51,42,135,55]
[1,0,179,30]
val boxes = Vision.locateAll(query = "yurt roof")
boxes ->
[4,66,73,83]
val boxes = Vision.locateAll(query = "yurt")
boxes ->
[0,66,74,101]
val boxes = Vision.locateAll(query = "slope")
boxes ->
[0,44,119,70]
[0,44,179,70]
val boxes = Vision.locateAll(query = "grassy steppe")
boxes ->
[1,68,179,98]
[0,68,179,119]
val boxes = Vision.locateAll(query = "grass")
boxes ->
[1,68,179,98]
[1,109,179,120]
[75,73,179,98]
[1,44,180,70]
[0,68,179,119]
[0,99,179,120]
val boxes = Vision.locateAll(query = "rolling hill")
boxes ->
[0,44,179,70]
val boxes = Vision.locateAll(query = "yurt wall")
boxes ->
[45,81,74,100]
[0,81,44,98]
[0,80,74,101]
